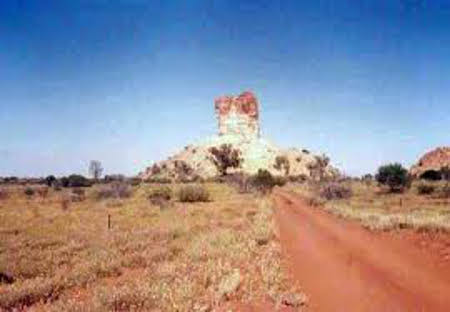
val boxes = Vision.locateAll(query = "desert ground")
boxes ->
[0,182,303,311]
[1,178,450,311]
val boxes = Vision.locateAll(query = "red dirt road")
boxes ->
[273,189,450,312]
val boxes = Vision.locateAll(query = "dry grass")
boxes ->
[0,183,300,311]
[286,180,450,232]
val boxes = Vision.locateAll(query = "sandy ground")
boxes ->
[273,188,450,312]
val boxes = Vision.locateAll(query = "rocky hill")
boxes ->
[140,91,338,181]
[410,146,450,178]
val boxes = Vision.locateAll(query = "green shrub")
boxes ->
[148,186,172,207]
[249,169,286,194]
[128,177,142,186]
[417,183,435,195]
[375,163,409,192]
[209,144,242,176]
[177,185,210,202]
[60,175,92,188]
[24,187,35,197]
[44,175,56,187]
[274,155,290,176]
[319,183,352,200]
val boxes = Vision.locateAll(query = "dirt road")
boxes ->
[273,189,450,312]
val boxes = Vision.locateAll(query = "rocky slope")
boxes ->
[410,146,450,178]
[140,91,338,181]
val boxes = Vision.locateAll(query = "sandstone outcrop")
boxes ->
[140,91,338,181]
[410,146,450,178]
[215,91,259,139]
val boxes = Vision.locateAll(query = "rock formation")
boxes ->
[410,146,450,178]
[215,91,260,139]
[140,91,338,181]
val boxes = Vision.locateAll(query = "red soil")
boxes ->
[273,189,450,312]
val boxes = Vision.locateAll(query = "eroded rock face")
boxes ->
[140,91,338,181]
[410,147,450,177]
[215,91,260,139]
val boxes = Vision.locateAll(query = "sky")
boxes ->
[1,0,449,177]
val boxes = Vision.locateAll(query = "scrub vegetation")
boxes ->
[0,182,302,311]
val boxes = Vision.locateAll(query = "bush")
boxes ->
[209,144,242,176]
[274,155,290,176]
[128,177,142,186]
[177,185,210,202]
[45,175,56,187]
[417,183,435,195]
[24,187,35,197]
[104,174,125,183]
[319,183,352,200]
[148,186,172,207]
[420,170,442,181]
[375,163,409,192]
[249,169,286,194]
[60,175,92,188]
[96,182,132,200]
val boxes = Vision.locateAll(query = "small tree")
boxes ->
[274,155,290,176]
[89,160,103,181]
[45,175,56,187]
[375,163,409,192]
[209,144,242,176]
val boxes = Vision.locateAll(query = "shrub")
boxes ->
[174,160,194,181]
[420,170,442,181]
[274,155,290,176]
[249,169,286,194]
[288,174,308,183]
[128,177,142,186]
[177,185,210,202]
[375,163,409,192]
[319,183,352,200]
[148,186,172,207]
[417,183,435,195]
[96,182,132,200]
[104,174,125,183]
[209,144,242,176]
[45,175,56,187]
[60,175,92,188]
[151,164,161,175]
[24,187,35,197]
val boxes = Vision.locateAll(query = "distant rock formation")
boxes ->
[140,91,338,181]
[410,147,450,178]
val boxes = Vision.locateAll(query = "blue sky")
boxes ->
[1,0,449,177]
